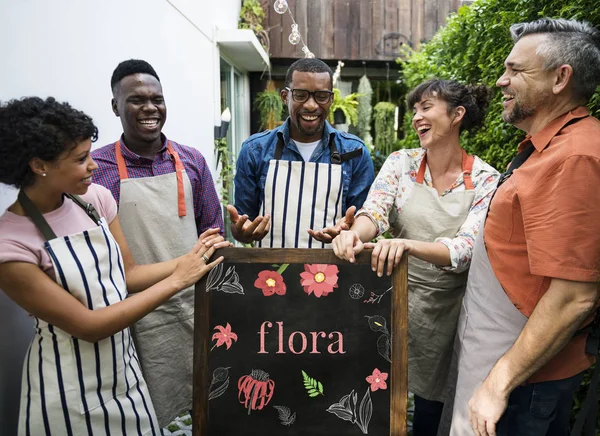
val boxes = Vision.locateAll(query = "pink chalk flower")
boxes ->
[300,264,339,298]
[212,323,238,350]
[254,270,286,296]
[366,368,388,392]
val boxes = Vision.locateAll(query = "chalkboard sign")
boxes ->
[193,249,408,435]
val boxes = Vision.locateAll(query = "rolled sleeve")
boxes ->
[355,153,402,236]
[345,145,375,211]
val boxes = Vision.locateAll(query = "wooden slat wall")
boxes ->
[264,0,459,61]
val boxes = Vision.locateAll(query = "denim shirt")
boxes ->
[234,119,375,221]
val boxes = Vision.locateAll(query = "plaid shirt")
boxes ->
[91,136,224,236]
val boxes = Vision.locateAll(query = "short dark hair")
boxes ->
[284,58,333,89]
[110,59,161,93]
[510,18,600,103]
[0,97,98,188]
[407,79,491,133]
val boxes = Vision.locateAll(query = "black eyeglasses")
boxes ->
[286,87,333,104]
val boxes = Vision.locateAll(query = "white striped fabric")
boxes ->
[259,160,343,248]
[18,219,160,435]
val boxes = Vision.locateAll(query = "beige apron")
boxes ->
[115,140,198,427]
[392,149,475,402]
[448,217,528,435]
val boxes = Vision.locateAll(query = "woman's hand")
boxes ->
[365,239,413,277]
[332,230,364,263]
[170,232,231,290]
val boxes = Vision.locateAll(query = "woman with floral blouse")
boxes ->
[331,80,500,436]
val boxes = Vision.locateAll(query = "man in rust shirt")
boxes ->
[450,18,600,436]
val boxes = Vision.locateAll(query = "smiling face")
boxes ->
[281,71,332,142]
[39,138,98,195]
[411,94,462,149]
[112,73,166,147]
[497,34,555,131]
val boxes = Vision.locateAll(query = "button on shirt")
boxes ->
[91,137,224,236]
[234,119,375,220]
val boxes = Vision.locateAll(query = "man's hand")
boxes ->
[308,206,357,243]
[226,205,270,244]
[467,378,509,436]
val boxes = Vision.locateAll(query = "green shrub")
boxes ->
[397,0,600,171]
[374,102,397,156]
[357,75,374,144]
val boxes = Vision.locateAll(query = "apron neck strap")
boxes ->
[275,133,341,163]
[416,148,475,190]
[115,139,187,217]
[17,191,101,241]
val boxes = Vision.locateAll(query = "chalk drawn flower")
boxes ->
[300,264,339,298]
[366,368,388,392]
[212,323,238,350]
[254,270,286,296]
[238,369,275,414]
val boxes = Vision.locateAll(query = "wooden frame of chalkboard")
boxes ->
[193,248,408,435]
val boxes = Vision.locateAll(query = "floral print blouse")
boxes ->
[356,148,500,273]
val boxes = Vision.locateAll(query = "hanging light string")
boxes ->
[273,0,314,58]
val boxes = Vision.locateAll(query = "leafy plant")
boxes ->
[373,102,397,157]
[357,75,374,144]
[239,0,270,52]
[255,89,283,130]
[328,88,360,126]
[301,370,324,397]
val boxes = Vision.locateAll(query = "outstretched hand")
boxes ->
[308,206,357,243]
[226,205,270,244]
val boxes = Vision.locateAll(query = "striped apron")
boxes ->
[258,137,353,248]
[17,192,160,436]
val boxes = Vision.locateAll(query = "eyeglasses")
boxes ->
[286,87,333,104]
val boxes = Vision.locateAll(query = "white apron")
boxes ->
[258,136,362,248]
[448,216,528,435]
[17,191,159,436]
[393,149,476,402]
[115,140,198,427]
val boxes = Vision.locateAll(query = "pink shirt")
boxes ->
[0,184,117,279]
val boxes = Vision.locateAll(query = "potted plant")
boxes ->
[328,88,360,127]
[255,87,284,131]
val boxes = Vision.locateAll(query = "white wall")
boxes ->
[0,0,241,173]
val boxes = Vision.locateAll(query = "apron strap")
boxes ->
[416,149,475,190]
[274,132,358,164]
[115,140,187,217]
[18,190,57,241]
[17,191,102,241]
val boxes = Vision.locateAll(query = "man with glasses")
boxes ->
[227,58,374,248]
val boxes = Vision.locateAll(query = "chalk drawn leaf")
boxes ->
[208,377,229,400]
[356,388,373,434]
[326,390,357,424]
[301,370,324,397]
[273,406,296,426]
[377,334,392,363]
[205,263,223,292]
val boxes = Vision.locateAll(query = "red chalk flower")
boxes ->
[238,369,275,414]
[254,270,286,296]
[300,264,339,298]
[212,323,238,350]
[366,368,388,392]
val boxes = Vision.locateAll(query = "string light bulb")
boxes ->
[289,23,301,45]
[302,46,315,58]
[274,0,288,14]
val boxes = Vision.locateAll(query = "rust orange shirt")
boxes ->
[484,107,600,382]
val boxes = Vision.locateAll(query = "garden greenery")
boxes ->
[397,0,600,171]
[357,75,374,145]
[373,102,397,157]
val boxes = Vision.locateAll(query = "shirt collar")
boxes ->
[118,134,169,161]
[521,106,589,153]
[277,118,336,152]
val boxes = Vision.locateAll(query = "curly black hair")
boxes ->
[407,79,491,133]
[111,59,160,94]
[0,97,98,188]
